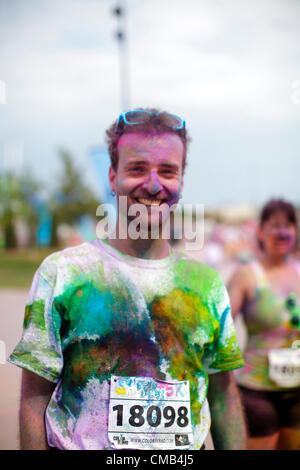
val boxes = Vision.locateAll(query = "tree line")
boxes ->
[0,150,100,249]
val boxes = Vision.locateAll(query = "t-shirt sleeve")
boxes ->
[8,257,63,383]
[202,276,245,375]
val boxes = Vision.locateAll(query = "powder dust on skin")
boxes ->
[113,132,184,252]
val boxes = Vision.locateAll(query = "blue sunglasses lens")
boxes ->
[160,112,184,129]
[122,110,184,128]
[124,111,151,124]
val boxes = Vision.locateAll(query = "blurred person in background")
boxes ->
[229,199,300,450]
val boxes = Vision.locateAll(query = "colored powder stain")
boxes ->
[283,320,300,332]
[13,299,62,380]
[246,288,283,334]
[172,260,245,369]
[11,347,61,382]
[57,282,116,340]
[209,312,244,370]
[23,300,47,331]
[149,288,218,425]
[173,259,222,300]
[61,331,162,418]
[242,364,252,374]
[54,272,163,416]
[23,305,31,329]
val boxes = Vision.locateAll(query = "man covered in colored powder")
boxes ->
[9,108,247,450]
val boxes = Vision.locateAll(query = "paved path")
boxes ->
[0,289,27,450]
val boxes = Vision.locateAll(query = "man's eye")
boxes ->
[130,167,144,172]
[161,169,176,177]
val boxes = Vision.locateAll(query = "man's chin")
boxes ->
[126,216,166,240]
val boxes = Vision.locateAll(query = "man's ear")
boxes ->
[109,166,117,194]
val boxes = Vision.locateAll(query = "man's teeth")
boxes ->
[137,198,163,206]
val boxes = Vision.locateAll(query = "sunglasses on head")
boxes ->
[115,109,186,136]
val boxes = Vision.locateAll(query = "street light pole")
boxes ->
[112,1,130,111]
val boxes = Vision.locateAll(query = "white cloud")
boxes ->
[0,0,300,205]
[1,0,299,123]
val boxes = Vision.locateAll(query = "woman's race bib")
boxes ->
[108,376,194,450]
[268,348,300,388]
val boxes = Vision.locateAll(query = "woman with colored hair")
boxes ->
[228,199,300,450]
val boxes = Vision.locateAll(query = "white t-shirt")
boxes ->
[9,239,244,450]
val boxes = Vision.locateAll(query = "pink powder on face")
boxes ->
[115,132,184,206]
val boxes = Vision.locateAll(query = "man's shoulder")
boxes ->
[37,240,101,280]
[175,250,223,282]
[174,251,228,314]
[174,250,226,303]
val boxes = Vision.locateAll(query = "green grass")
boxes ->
[0,248,58,288]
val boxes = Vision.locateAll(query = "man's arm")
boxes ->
[207,370,247,450]
[19,369,56,450]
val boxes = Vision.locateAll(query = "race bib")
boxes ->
[268,348,300,388]
[108,376,194,450]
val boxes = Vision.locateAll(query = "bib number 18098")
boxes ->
[112,404,189,428]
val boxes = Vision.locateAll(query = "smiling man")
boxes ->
[9,108,246,450]
[108,130,184,256]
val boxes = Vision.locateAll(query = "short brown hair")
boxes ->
[105,107,191,174]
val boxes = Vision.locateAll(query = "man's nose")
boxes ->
[143,171,163,195]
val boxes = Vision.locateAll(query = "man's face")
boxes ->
[109,132,184,232]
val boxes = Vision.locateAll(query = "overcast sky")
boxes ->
[0,0,300,208]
